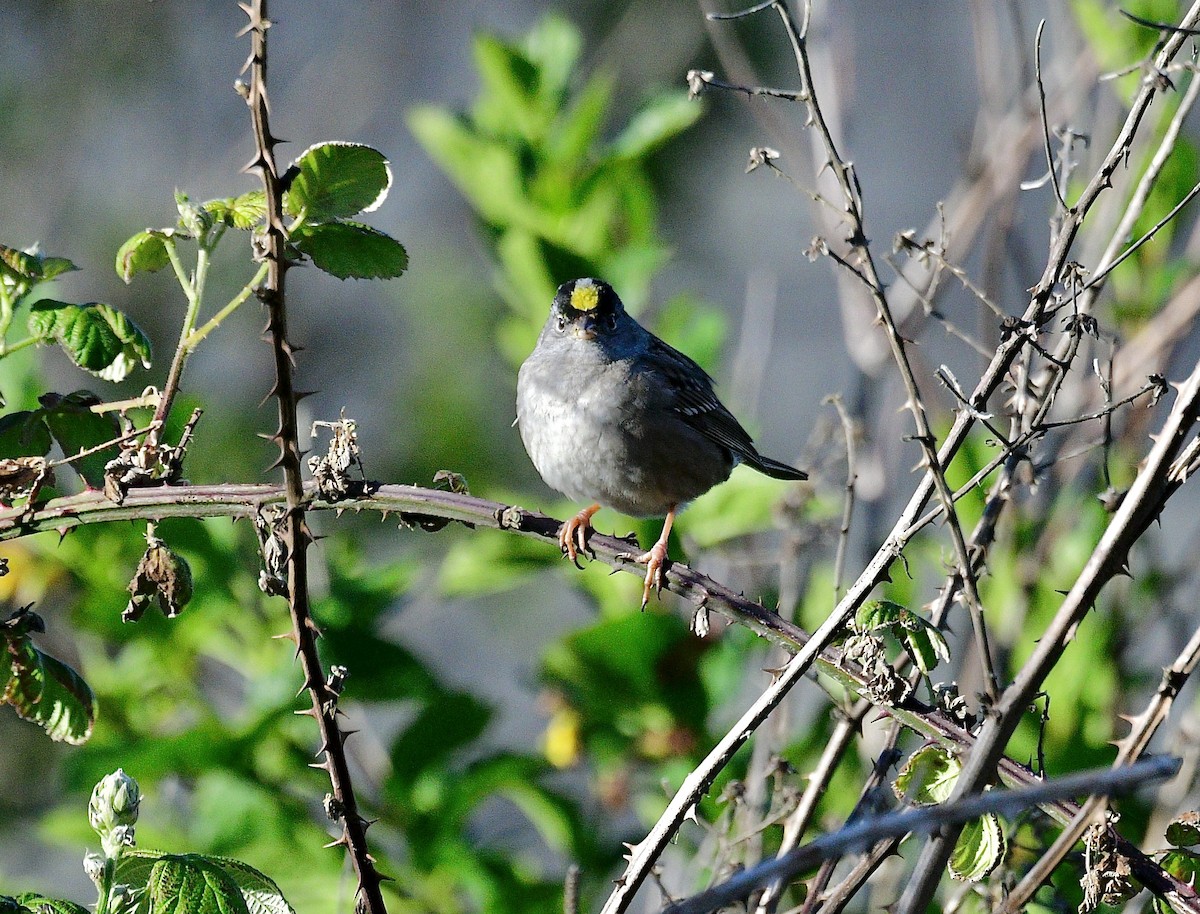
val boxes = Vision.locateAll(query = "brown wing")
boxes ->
[645,335,759,458]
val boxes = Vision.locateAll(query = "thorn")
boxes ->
[294,707,317,718]
[272,631,298,643]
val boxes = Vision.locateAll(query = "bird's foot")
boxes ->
[558,504,601,568]
[624,539,669,610]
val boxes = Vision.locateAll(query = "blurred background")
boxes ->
[4,2,1199,913]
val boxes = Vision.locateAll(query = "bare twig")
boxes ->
[899,354,1200,913]
[998,617,1200,913]
[664,756,1180,914]
[1034,20,1069,211]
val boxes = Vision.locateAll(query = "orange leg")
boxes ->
[629,508,675,609]
[559,503,601,566]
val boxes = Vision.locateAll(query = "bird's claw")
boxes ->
[622,540,669,610]
[558,506,599,568]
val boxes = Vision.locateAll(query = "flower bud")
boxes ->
[89,769,141,841]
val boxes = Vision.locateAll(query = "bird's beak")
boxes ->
[570,315,598,341]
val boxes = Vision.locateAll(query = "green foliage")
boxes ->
[290,221,409,280]
[28,302,151,383]
[409,12,703,362]
[0,391,121,490]
[1,608,95,745]
[892,746,1007,883]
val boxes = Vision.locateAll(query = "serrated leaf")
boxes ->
[205,858,295,914]
[285,142,392,221]
[226,191,267,230]
[93,303,153,380]
[893,745,960,805]
[950,813,1006,882]
[905,624,950,674]
[3,628,95,745]
[28,301,151,382]
[855,599,907,632]
[39,391,121,488]
[147,855,250,914]
[609,91,702,160]
[0,244,76,283]
[115,849,169,893]
[291,221,407,280]
[17,894,90,914]
[0,245,78,308]
[206,192,267,231]
[116,231,172,283]
[19,652,95,744]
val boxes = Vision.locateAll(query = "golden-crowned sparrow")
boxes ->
[516,278,806,606]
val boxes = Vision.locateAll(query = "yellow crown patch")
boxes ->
[570,283,600,312]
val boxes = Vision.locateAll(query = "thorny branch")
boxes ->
[240,4,387,913]
[897,3,1200,908]
[664,756,1181,914]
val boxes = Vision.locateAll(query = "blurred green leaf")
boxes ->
[408,108,530,228]
[285,142,392,221]
[0,898,34,914]
[291,221,407,280]
[609,91,703,160]
[0,409,52,459]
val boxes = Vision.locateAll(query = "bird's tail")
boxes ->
[745,451,808,481]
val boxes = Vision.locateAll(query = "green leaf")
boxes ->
[285,142,392,221]
[522,13,581,99]
[904,623,950,674]
[0,410,53,459]
[893,745,960,805]
[115,849,169,891]
[2,626,95,745]
[17,894,90,914]
[28,301,151,381]
[147,855,250,914]
[408,107,530,227]
[1166,811,1200,848]
[205,858,295,914]
[0,244,78,285]
[949,813,1006,882]
[206,192,267,231]
[609,91,702,160]
[40,391,122,488]
[290,221,407,280]
[116,231,172,283]
[473,35,546,141]
[1159,849,1200,913]
[0,898,34,914]
[855,599,907,632]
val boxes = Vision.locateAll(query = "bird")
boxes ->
[516,277,807,608]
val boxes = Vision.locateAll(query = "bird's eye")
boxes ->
[555,315,567,333]
[603,312,617,331]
